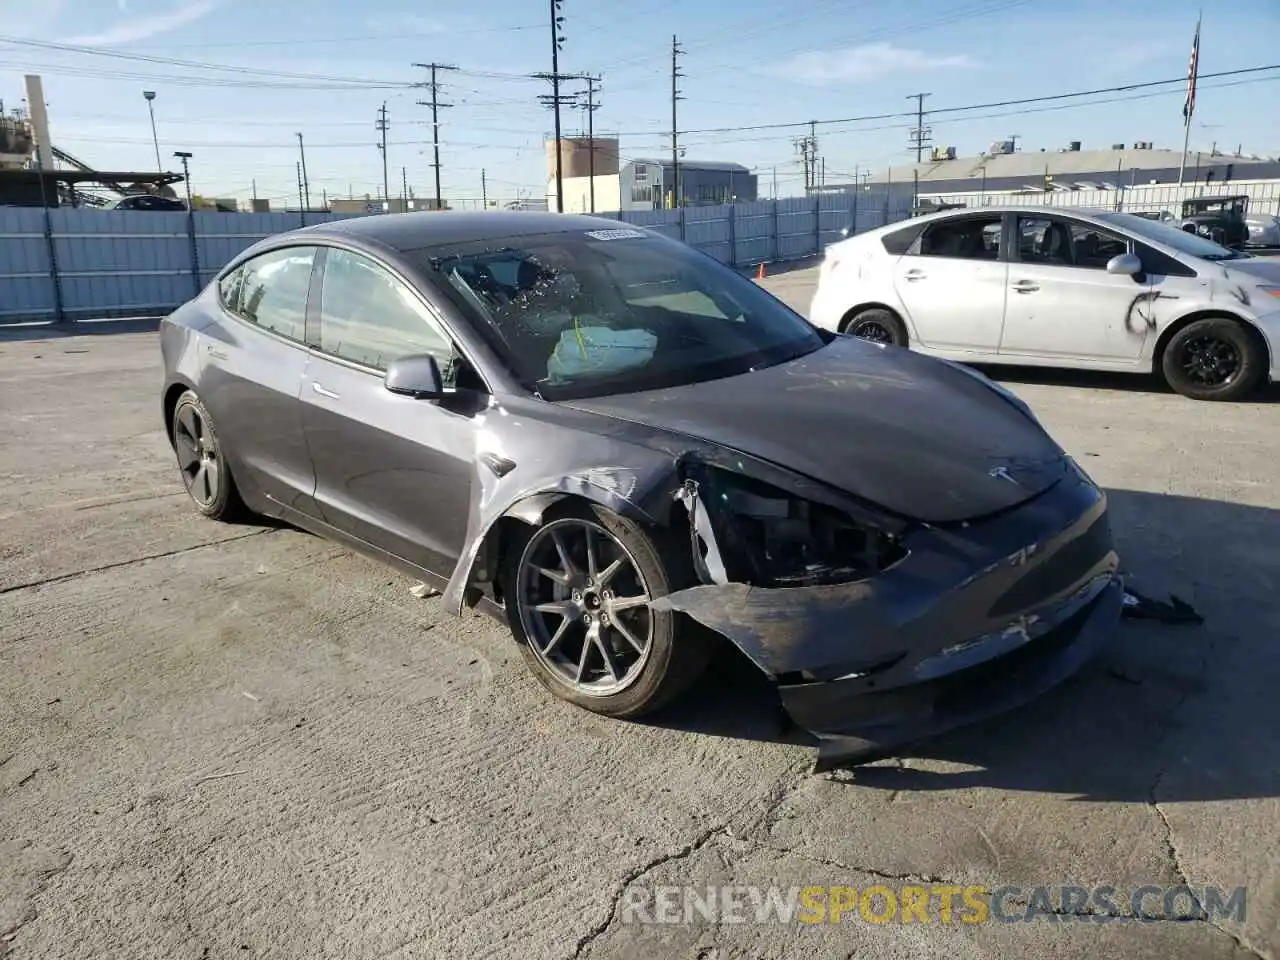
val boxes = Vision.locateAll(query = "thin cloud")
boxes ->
[64,0,217,46]
[767,42,976,86]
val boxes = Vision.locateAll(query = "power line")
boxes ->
[413,62,458,210]
[613,63,1280,137]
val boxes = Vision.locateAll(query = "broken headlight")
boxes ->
[688,466,907,588]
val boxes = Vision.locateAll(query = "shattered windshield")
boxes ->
[422,229,825,400]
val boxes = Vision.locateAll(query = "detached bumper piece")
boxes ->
[784,576,1124,773]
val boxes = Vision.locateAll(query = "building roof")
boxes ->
[835,147,1280,194]
[296,210,632,250]
[628,158,753,174]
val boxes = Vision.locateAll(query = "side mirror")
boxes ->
[1106,252,1143,277]
[385,354,445,399]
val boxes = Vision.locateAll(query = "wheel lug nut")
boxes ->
[583,614,593,624]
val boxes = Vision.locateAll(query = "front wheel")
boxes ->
[1160,318,1266,401]
[501,502,710,719]
[843,308,908,347]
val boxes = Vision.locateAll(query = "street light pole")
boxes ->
[143,91,161,174]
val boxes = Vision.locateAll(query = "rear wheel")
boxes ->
[171,390,247,520]
[842,307,908,347]
[501,502,710,718]
[1160,318,1266,401]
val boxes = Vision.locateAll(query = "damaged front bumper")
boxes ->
[656,466,1123,771]
[788,573,1122,772]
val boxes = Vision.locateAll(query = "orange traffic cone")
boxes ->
[756,262,766,280]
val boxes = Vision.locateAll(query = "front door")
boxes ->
[892,213,1009,353]
[300,246,478,578]
[999,215,1151,362]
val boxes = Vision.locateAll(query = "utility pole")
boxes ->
[671,35,683,209]
[402,166,409,206]
[907,92,932,162]
[375,102,390,206]
[295,132,310,209]
[576,74,601,212]
[546,0,567,212]
[481,168,488,208]
[793,123,818,192]
[413,62,457,210]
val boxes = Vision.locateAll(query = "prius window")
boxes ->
[318,248,453,372]
[917,217,1002,260]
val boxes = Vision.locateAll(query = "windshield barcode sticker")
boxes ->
[585,228,646,241]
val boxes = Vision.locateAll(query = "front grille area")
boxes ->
[988,512,1114,619]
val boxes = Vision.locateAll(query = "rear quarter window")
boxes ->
[881,223,925,255]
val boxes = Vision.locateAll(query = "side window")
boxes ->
[233,247,315,341]
[1017,216,1076,266]
[881,222,925,255]
[1067,221,1129,269]
[217,265,244,313]
[318,248,454,373]
[916,216,1003,260]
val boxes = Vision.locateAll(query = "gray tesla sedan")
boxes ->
[161,211,1123,770]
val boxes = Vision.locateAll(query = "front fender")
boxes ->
[440,406,685,615]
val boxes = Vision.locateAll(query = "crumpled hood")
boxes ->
[564,336,1069,524]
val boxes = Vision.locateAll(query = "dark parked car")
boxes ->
[161,212,1123,770]
[105,194,187,211]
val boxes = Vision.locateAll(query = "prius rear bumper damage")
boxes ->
[789,575,1123,772]
[655,470,1123,771]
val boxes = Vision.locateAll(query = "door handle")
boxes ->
[903,269,926,282]
[311,381,341,400]
[1012,280,1040,293]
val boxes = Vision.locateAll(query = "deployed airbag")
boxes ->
[546,324,656,382]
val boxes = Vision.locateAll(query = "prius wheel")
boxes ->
[1161,318,1265,401]
[171,390,245,520]
[843,307,907,347]
[502,502,710,719]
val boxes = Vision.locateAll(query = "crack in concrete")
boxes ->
[571,760,813,959]
[0,528,277,596]
[759,842,951,886]
[1150,770,1269,960]
[570,821,725,960]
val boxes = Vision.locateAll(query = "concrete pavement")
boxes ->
[1,290,1277,959]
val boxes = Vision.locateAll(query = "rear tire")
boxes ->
[171,389,248,520]
[842,307,908,347]
[1160,318,1266,401]
[501,501,710,719]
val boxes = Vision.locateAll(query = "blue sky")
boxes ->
[2,0,1277,205]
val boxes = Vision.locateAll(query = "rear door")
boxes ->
[891,213,1009,353]
[998,215,1152,362]
[201,245,321,517]
[300,246,479,578]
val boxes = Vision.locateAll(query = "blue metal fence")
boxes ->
[0,191,914,325]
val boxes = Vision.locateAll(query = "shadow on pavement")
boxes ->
[648,487,1280,802]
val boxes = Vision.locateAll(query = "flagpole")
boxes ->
[1177,12,1201,193]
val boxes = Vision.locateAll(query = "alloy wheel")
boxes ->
[515,518,654,696]
[1180,335,1241,387]
[174,403,221,507]
[852,320,894,344]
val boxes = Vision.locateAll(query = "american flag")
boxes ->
[1183,17,1201,121]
